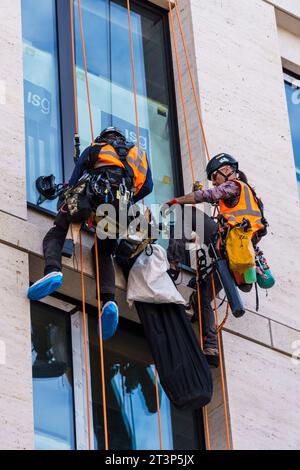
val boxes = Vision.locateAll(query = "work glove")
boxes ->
[165,198,179,206]
[192,181,203,192]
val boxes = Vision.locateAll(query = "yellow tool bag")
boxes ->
[225,226,256,274]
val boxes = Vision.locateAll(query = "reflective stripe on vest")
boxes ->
[97,144,148,194]
[219,181,264,232]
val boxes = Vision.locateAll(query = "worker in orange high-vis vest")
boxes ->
[168,153,267,241]
[166,153,267,367]
[28,127,153,340]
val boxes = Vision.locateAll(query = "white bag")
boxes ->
[127,244,186,306]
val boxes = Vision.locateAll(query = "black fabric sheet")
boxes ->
[135,302,213,410]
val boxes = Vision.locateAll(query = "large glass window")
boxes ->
[21,0,63,212]
[284,73,300,199]
[74,0,179,205]
[31,301,75,450]
[21,0,181,211]
[89,316,200,450]
[30,302,201,450]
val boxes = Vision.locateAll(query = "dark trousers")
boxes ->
[167,208,221,350]
[43,210,117,297]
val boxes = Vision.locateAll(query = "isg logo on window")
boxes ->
[24,80,51,123]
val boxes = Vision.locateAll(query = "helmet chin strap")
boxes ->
[216,169,235,182]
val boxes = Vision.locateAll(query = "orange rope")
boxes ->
[79,231,92,450]
[196,270,211,451]
[169,1,195,183]
[76,2,108,449]
[126,3,163,437]
[127,0,140,150]
[168,0,211,450]
[94,232,109,450]
[217,303,230,334]
[127,0,145,209]
[154,368,163,450]
[77,0,94,144]
[70,0,79,135]
[173,0,211,161]
[211,277,231,450]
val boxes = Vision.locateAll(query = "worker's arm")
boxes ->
[171,193,197,205]
[68,146,90,186]
[132,155,154,203]
[68,145,98,186]
[166,181,240,206]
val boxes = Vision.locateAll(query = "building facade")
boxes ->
[0,0,299,450]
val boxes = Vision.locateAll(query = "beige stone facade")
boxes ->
[0,0,299,450]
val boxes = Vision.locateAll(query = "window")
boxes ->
[284,72,300,199]
[88,315,202,450]
[30,300,202,450]
[74,0,181,206]
[21,0,63,213]
[31,301,76,450]
[21,0,181,212]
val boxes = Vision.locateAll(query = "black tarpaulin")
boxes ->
[135,301,213,410]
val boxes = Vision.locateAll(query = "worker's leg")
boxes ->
[167,238,186,280]
[43,210,70,274]
[91,237,118,340]
[27,210,69,300]
[91,237,117,301]
[200,278,218,347]
[168,208,220,366]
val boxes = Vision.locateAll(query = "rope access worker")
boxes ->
[27,127,153,340]
[166,153,267,366]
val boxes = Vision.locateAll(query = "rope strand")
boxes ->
[70,0,79,135]
[169,0,212,449]
[77,0,94,143]
[154,368,163,450]
[173,0,211,161]
[94,232,109,450]
[127,0,140,150]
[212,277,231,449]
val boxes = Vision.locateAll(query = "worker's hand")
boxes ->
[193,181,203,192]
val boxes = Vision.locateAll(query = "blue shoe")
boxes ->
[100,301,119,340]
[27,272,63,301]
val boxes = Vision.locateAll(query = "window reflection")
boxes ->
[21,0,63,212]
[285,78,300,199]
[74,0,176,206]
[31,302,75,450]
[89,317,198,450]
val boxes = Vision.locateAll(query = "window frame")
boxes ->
[50,290,205,450]
[26,0,184,217]
[30,297,78,450]
[283,68,300,197]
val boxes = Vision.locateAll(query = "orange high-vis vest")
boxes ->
[97,143,148,196]
[219,180,264,232]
